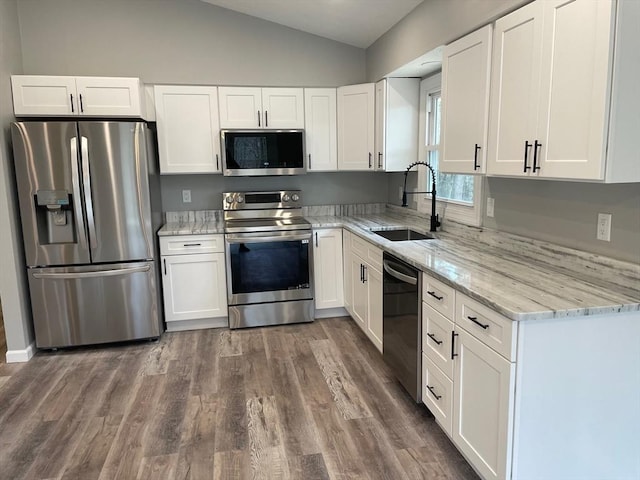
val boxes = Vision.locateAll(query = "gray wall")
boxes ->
[0,0,33,354]
[161,172,389,211]
[366,0,529,81]
[484,178,640,263]
[17,0,365,87]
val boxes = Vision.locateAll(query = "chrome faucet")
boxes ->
[401,161,441,232]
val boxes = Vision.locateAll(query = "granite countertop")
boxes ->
[157,206,640,322]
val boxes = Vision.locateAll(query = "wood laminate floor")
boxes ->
[0,317,479,480]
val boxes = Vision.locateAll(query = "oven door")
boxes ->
[225,230,314,305]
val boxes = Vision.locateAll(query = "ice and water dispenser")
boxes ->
[34,189,76,244]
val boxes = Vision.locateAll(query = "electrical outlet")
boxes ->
[486,197,495,218]
[182,189,192,203]
[399,186,404,201]
[597,213,611,242]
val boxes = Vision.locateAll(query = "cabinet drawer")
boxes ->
[351,234,382,271]
[422,273,455,320]
[456,292,517,361]
[159,235,224,255]
[422,303,454,379]
[422,353,453,436]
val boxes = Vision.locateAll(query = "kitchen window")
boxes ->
[417,74,483,226]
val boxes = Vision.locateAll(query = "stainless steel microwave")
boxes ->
[221,129,306,176]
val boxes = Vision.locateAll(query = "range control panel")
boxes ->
[223,190,302,211]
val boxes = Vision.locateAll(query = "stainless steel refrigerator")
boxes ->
[11,121,163,349]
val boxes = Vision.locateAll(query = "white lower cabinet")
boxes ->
[422,353,454,435]
[312,228,344,310]
[348,233,383,352]
[453,327,515,480]
[159,235,228,331]
[343,230,353,312]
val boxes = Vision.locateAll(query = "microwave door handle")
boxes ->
[81,136,97,249]
[70,137,88,250]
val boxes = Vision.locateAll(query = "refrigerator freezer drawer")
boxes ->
[28,261,161,348]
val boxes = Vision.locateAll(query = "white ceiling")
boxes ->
[200,0,424,48]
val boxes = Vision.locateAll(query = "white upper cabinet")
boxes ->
[218,86,303,129]
[337,83,375,170]
[11,75,144,118]
[304,88,337,171]
[154,85,221,174]
[374,78,420,172]
[440,25,492,174]
[488,0,637,182]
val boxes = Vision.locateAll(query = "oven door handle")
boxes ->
[225,232,312,243]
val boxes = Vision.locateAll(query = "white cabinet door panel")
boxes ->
[155,86,221,174]
[218,87,262,128]
[305,88,337,171]
[366,265,383,352]
[337,83,375,171]
[313,229,344,310]
[262,88,304,128]
[488,1,544,176]
[75,77,142,117]
[441,25,492,174]
[11,76,76,116]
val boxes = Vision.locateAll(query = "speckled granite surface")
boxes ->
[158,205,640,321]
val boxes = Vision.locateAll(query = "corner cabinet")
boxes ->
[159,235,228,331]
[218,87,304,129]
[337,83,375,171]
[154,85,221,174]
[11,75,144,118]
[440,25,492,174]
[487,0,639,182]
[374,78,420,172]
[304,88,338,171]
[312,228,344,310]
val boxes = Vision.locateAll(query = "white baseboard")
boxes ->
[165,317,229,332]
[6,342,36,363]
[314,307,348,319]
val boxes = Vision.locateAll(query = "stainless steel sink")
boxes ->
[372,228,435,241]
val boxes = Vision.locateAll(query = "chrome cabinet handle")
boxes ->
[427,290,443,301]
[427,333,443,345]
[426,385,442,400]
[467,316,489,329]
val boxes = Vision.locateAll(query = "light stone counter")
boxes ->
[157,205,640,321]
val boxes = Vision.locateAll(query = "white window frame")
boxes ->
[417,73,484,227]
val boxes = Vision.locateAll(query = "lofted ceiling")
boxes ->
[199,0,424,48]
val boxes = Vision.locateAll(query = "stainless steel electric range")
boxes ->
[223,190,314,329]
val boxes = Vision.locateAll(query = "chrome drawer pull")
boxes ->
[467,316,489,329]
[427,290,443,301]
[426,385,442,400]
[427,333,443,345]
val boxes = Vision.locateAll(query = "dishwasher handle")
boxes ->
[383,260,417,285]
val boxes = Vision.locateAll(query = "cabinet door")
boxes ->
[11,75,77,116]
[218,87,262,128]
[162,253,227,322]
[487,1,544,177]
[422,303,454,378]
[366,265,383,352]
[374,80,386,171]
[535,0,613,180]
[305,88,337,171]
[382,78,420,172]
[453,328,515,480]
[155,86,221,174]
[350,255,367,331]
[262,88,304,128]
[337,83,375,171]
[313,229,344,310]
[343,230,353,312]
[75,77,142,117]
[441,25,492,174]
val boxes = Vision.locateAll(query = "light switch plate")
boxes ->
[597,213,611,241]
[182,189,192,203]
[487,197,495,218]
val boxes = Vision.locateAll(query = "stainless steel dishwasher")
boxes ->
[382,252,422,402]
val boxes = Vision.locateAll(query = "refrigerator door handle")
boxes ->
[70,137,88,250]
[80,136,98,249]
[32,264,151,279]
